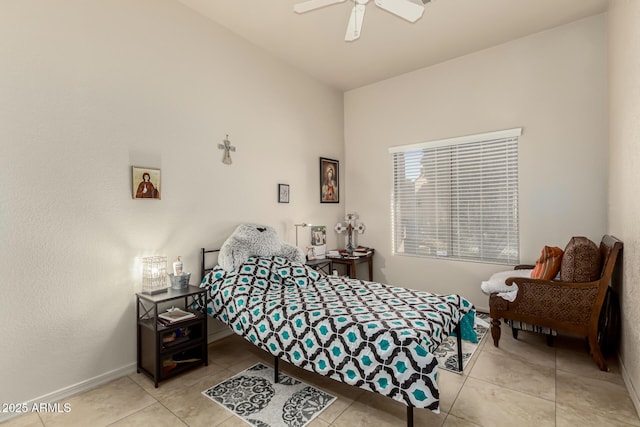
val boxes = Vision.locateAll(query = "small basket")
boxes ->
[168,272,191,290]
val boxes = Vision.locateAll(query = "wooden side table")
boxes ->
[329,250,374,281]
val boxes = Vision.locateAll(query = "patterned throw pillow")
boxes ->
[560,237,602,282]
[270,261,321,287]
[238,257,272,279]
[530,246,564,280]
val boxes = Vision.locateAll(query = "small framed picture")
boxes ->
[132,166,161,199]
[278,184,290,203]
[311,226,326,245]
[320,157,339,203]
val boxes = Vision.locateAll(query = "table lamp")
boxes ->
[142,256,168,294]
[294,223,312,247]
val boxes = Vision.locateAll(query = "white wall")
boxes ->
[0,0,344,407]
[608,0,640,412]
[344,15,608,310]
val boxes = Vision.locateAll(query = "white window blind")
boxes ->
[389,128,521,264]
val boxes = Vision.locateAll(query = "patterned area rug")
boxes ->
[435,312,489,373]
[202,363,336,427]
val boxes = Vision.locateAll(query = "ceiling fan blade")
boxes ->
[374,0,424,22]
[294,0,346,14]
[345,4,366,41]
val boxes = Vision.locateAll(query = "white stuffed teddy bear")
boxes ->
[218,223,305,271]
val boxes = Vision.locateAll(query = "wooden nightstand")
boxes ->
[329,249,375,280]
[136,286,208,387]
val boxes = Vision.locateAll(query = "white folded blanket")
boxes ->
[480,269,533,302]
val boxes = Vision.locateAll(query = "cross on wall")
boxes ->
[218,134,236,165]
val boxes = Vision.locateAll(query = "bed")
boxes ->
[199,249,475,426]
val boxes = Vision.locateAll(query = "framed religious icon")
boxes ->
[278,184,290,203]
[319,157,339,203]
[132,166,161,199]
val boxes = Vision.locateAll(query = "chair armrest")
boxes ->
[504,277,600,324]
[506,277,598,289]
[514,264,535,270]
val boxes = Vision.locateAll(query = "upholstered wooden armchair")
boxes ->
[489,235,622,371]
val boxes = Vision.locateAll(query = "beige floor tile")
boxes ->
[442,414,482,427]
[158,373,236,427]
[332,390,446,427]
[108,402,186,426]
[129,360,227,401]
[555,345,625,386]
[483,325,556,369]
[556,370,640,426]
[212,415,247,427]
[208,335,261,368]
[450,377,555,427]
[224,354,273,376]
[10,321,639,427]
[437,369,467,413]
[0,413,44,427]
[307,417,331,427]
[556,402,638,427]
[38,377,156,427]
[469,350,556,401]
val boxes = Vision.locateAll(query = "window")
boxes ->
[389,128,521,264]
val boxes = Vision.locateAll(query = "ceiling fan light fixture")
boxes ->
[294,0,426,41]
[294,0,346,14]
[345,1,367,41]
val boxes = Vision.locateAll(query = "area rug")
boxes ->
[435,312,489,373]
[202,363,336,427]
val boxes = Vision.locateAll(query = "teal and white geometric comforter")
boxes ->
[200,256,474,412]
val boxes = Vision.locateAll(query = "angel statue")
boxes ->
[218,134,236,165]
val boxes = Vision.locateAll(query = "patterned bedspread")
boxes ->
[200,256,474,412]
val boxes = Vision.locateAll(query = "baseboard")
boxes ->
[0,363,137,424]
[1,330,234,424]
[619,355,640,417]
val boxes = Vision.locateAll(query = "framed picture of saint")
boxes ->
[320,157,339,203]
[132,166,161,199]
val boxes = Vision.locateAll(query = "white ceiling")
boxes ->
[177,0,609,91]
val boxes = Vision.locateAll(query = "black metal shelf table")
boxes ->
[136,285,208,387]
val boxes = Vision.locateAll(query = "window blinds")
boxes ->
[389,128,521,264]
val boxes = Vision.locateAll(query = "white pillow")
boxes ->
[480,269,533,295]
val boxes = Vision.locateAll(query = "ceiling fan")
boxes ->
[293,0,427,41]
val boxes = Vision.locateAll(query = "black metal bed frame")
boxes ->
[200,248,464,427]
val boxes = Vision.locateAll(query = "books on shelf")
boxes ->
[158,307,196,324]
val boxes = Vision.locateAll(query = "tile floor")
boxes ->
[4,324,640,427]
